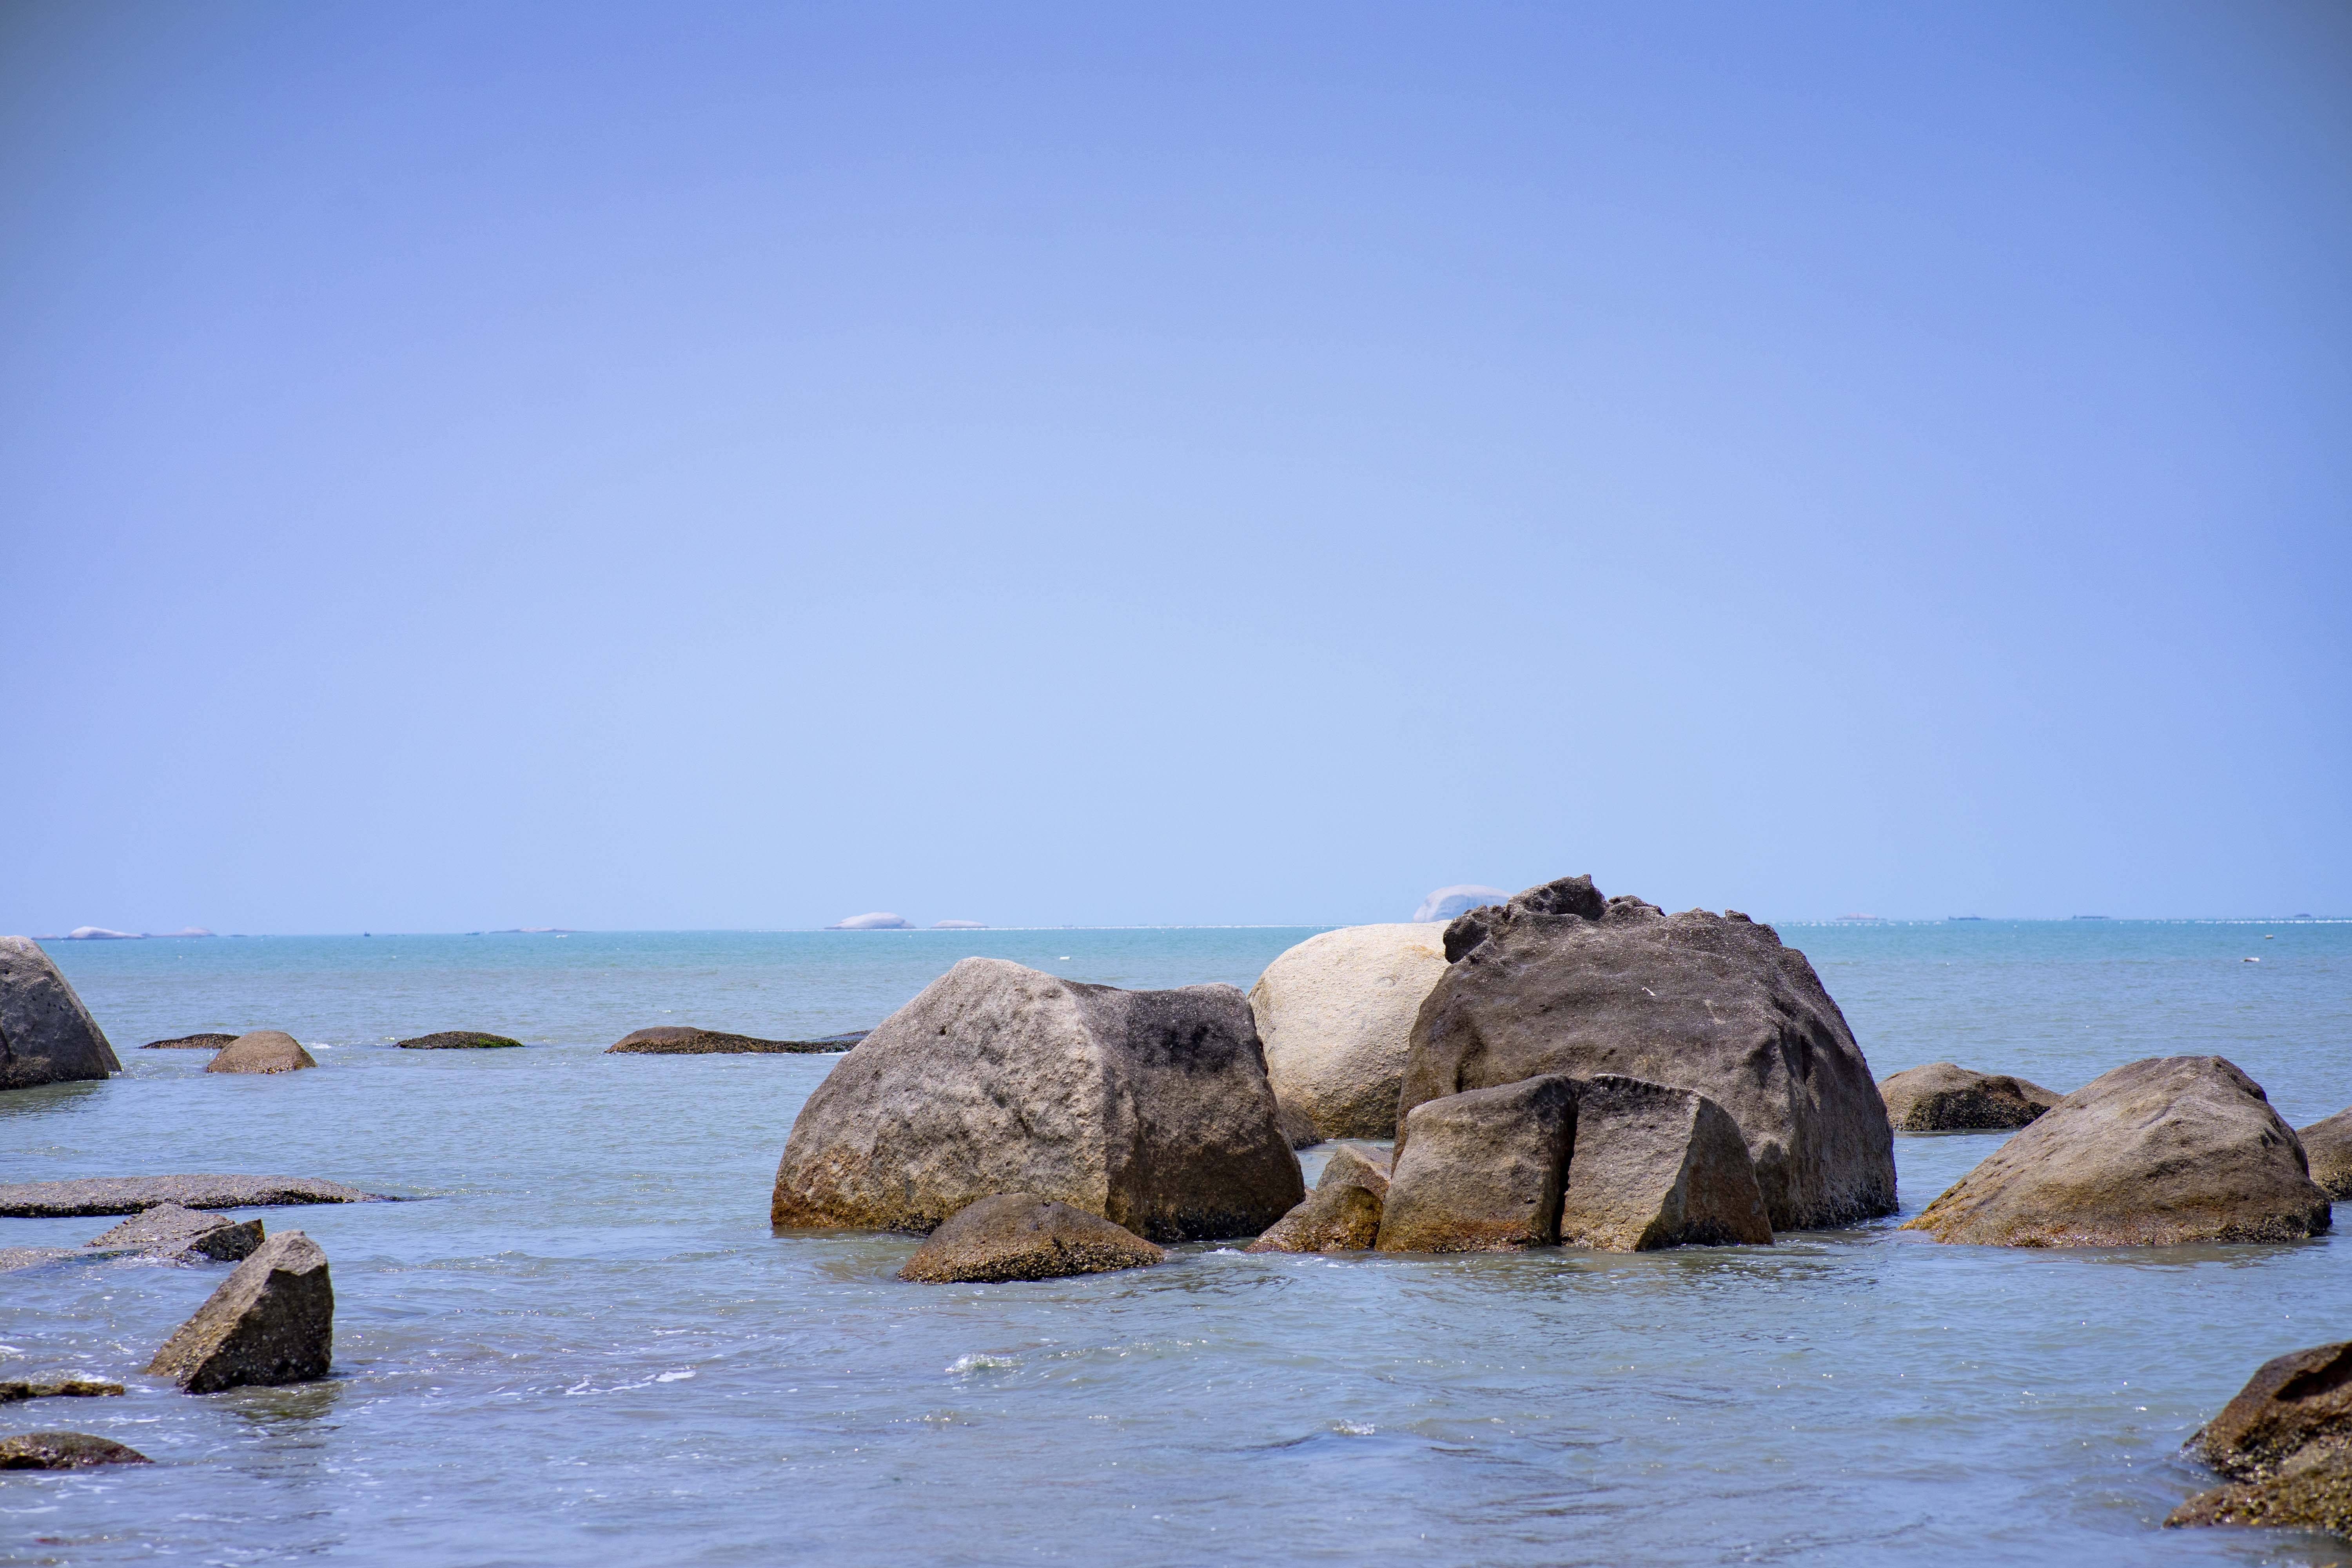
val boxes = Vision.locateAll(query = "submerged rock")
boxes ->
[773,957,1302,1241]
[1377,1074,1578,1254]
[1245,1145,1390,1254]
[0,1378,124,1405]
[2170,1341,2352,1539]
[608,1027,858,1054]
[142,1033,238,1051]
[1557,1075,1773,1251]
[395,1031,522,1050]
[1879,1063,2062,1132]
[1904,1056,2332,1247]
[2298,1107,2352,1199]
[0,1432,149,1468]
[1400,877,1895,1229]
[0,936,120,1091]
[898,1194,1165,1283]
[147,1231,333,1393]
[205,1031,315,1075]
[85,1203,261,1262]
[1249,924,1451,1142]
[0,1174,380,1219]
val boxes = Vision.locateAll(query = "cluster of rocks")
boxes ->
[2171,1341,2352,1538]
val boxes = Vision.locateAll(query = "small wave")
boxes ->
[1332,1421,1376,1436]
[946,1354,1019,1375]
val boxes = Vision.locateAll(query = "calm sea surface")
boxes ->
[4,921,2347,1566]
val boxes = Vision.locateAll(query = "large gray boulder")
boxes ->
[206,1031,315,1075]
[897,1194,1164,1283]
[1249,924,1451,1141]
[1905,1056,2332,1247]
[1557,1075,1773,1251]
[1399,876,1896,1230]
[2170,1340,2352,1538]
[1880,1063,2062,1132]
[0,936,119,1091]
[1376,1074,1577,1253]
[1245,1145,1391,1254]
[772,958,1304,1241]
[2299,1107,2352,1198]
[147,1231,333,1392]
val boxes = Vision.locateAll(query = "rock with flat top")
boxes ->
[1880,1063,2062,1132]
[143,1033,238,1051]
[1558,1075,1774,1251]
[1904,1056,2332,1247]
[0,936,120,1091]
[1246,1145,1390,1254]
[897,1194,1164,1283]
[147,1231,333,1393]
[0,1432,149,1468]
[2299,1107,2352,1199]
[205,1031,314,1074]
[0,1378,123,1405]
[395,1031,521,1050]
[85,1203,261,1262]
[1376,1074,1578,1253]
[0,1175,378,1218]
[1249,923,1451,1142]
[609,1026,856,1054]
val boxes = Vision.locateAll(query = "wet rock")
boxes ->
[394,1031,522,1049]
[205,1031,315,1075]
[1558,1075,1774,1251]
[142,1033,238,1051]
[608,1026,858,1054]
[1879,1063,2062,1132]
[1399,876,1895,1230]
[0,1174,380,1219]
[147,1231,333,1393]
[2190,1341,2352,1480]
[0,1432,149,1468]
[2169,1444,2352,1537]
[0,1378,124,1405]
[773,957,1303,1242]
[1249,923,1451,1141]
[2298,1107,2352,1199]
[85,1203,261,1262]
[1245,1145,1390,1253]
[1376,1074,1578,1253]
[0,936,120,1091]
[1904,1056,2332,1247]
[897,1194,1165,1283]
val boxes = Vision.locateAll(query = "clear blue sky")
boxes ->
[4,2,2347,933]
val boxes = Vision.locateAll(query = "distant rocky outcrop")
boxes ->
[2170,1340,2352,1539]
[0,1174,382,1218]
[147,1231,333,1393]
[2299,1107,2352,1198]
[1377,1074,1579,1253]
[1249,924,1451,1142]
[395,1031,522,1050]
[897,1194,1165,1283]
[206,1031,315,1075]
[1905,1056,2332,1247]
[64,927,138,940]
[1411,886,1508,924]
[773,957,1302,1241]
[1557,1075,1773,1251]
[142,1033,239,1051]
[1246,1145,1390,1254]
[828,913,911,931]
[85,1203,262,1263]
[1880,1063,2063,1132]
[1399,876,1896,1230]
[0,936,121,1091]
[0,1433,149,1468]
[608,1027,863,1054]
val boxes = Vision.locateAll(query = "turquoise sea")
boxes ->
[3,919,2347,1566]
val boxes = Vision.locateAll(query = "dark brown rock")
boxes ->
[205,1031,315,1075]
[147,1231,332,1393]
[84,1203,261,1262]
[0,1175,381,1218]
[0,936,120,1091]
[1400,877,1895,1230]
[1274,1096,1323,1150]
[1558,1075,1774,1250]
[395,1031,522,1049]
[773,958,1303,1241]
[0,1432,149,1468]
[1905,1056,2332,1247]
[897,1194,1164,1283]
[2299,1107,2352,1199]
[2168,1444,2352,1536]
[608,1026,858,1054]
[2190,1341,2352,1480]
[0,1379,124,1405]
[142,1033,238,1051]
[1376,1074,1578,1253]
[1245,1145,1391,1253]
[1879,1063,2063,1132]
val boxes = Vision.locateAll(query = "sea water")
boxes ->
[2,920,2346,1566]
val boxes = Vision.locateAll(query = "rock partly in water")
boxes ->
[773,957,1303,1242]
[0,936,121,1091]
[608,1026,860,1054]
[1879,1063,2063,1132]
[1377,1074,1578,1253]
[1245,1145,1390,1254]
[1401,876,1896,1230]
[0,1175,381,1219]
[2170,1341,2352,1539]
[142,1033,239,1051]
[2298,1107,2352,1199]
[2169,1445,2352,1537]
[1557,1075,1774,1251]
[1274,1097,1322,1150]
[147,1231,333,1393]
[0,1378,123,1405]
[1904,1056,2332,1247]
[1249,924,1451,1142]
[897,1194,1165,1283]
[85,1203,262,1263]
[0,1432,149,1468]
[1411,885,1509,924]
[394,1031,522,1050]
[205,1031,315,1075]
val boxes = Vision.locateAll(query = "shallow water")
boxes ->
[4,921,2347,1566]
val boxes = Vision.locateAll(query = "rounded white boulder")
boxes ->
[1248,923,1451,1141]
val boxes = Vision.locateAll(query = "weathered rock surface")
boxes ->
[2170,1341,2352,1539]
[0,1378,123,1405]
[609,1026,860,1054]
[2299,1107,2352,1199]
[147,1231,333,1393]
[1245,1145,1390,1254]
[1558,1075,1774,1251]
[773,958,1303,1241]
[2169,1444,2352,1536]
[142,1033,238,1051]
[395,1031,522,1050]
[1249,924,1451,1141]
[205,1031,315,1075]
[1399,876,1896,1230]
[85,1203,262,1262]
[1904,1056,2332,1247]
[0,936,120,1091]
[0,1432,149,1468]
[1879,1063,2062,1132]
[897,1194,1165,1283]
[0,1175,380,1219]
[1377,1074,1578,1253]
[1274,1097,1322,1149]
